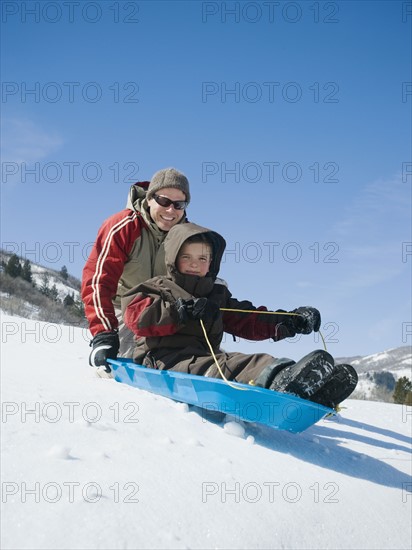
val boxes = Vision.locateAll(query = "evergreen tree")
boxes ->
[63,292,75,307]
[39,272,50,297]
[49,284,60,302]
[21,259,33,283]
[5,254,22,278]
[393,377,412,405]
[373,371,396,392]
[73,298,85,317]
[60,265,69,281]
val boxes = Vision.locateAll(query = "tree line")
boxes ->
[1,254,84,318]
[393,377,412,406]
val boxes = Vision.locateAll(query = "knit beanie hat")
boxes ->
[147,168,191,204]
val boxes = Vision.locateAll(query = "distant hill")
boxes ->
[336,347,411,402]
[0,249,87,328]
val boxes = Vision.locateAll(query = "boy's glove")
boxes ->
[291,306,321,334]
[89,330,120,371]
[176,297,220,323]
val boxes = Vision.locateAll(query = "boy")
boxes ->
[122,223,357,409]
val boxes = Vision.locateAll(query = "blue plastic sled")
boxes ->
[108,358,334,433]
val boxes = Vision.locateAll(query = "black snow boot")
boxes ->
[253,358,296,388]
[308,364,358,409]
[269,350,335,399]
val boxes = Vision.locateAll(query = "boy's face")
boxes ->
[176,242,212,277]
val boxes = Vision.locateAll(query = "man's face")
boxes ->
[147,188,187,231]
[176,242,212,277]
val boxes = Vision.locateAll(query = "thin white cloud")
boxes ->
[296,281,313,288]
[326,174,411,293]
[336,265,403,290]
[1,117,64,164]
[333,175,410,239]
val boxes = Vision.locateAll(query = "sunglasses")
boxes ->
[152,194,188,210]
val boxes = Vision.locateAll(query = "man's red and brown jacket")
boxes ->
[81,183,186,336]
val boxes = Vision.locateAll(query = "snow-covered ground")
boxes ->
[1,313,411,550]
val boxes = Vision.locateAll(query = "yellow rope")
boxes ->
[199,319,248,391]
[200,308,327,392]
[319,330,327,351]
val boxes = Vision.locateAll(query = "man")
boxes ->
[82,167,190,372]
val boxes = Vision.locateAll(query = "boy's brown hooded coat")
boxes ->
[121,223,297,384]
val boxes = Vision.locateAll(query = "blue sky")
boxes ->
[1,0,411,359]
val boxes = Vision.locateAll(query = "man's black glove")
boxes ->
[291,306,321,334]
[89,331,120,371]
[176,297,220,323]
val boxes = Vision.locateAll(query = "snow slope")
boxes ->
[0,251,81,303]
[1,313,411,550]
